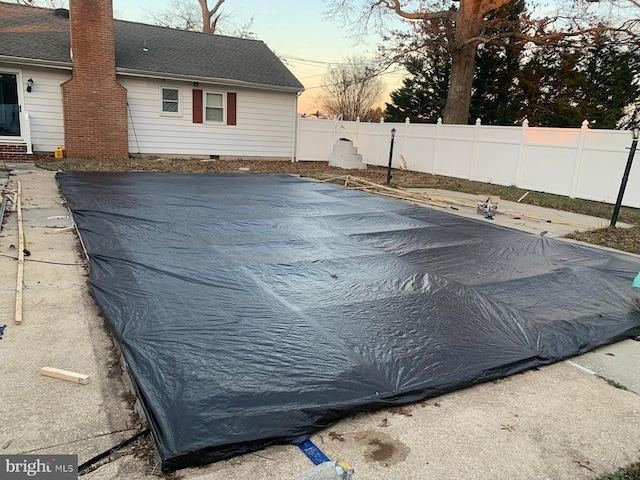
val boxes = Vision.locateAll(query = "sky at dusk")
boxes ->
[111,0,406,114]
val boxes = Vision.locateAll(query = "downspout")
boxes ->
[292,92,300,162]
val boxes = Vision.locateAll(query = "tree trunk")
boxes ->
[198,0,212,33]
[443,44,477,124]
[443,0,484,124]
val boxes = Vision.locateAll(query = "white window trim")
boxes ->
[203,90,226,125]
[0,68,26,142]
[159,86,182,117]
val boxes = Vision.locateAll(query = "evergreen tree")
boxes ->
[469,0,527,125]
[519,34,640,128]
[577,33,640,129]
[384,52,450,123]
[387,30,640,128]
[518,45,586,127]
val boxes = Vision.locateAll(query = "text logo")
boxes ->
[0,455,77,479]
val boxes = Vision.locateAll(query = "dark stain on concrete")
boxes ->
[355,430,410,466]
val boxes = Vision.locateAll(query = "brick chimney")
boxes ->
[61,0,128,159]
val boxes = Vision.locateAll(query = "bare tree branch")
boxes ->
[197,0,226,33]
[465,24,639,47]
[327,0,640,123]
[318,56,386,120]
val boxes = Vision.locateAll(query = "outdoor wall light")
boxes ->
[27,78,33,92]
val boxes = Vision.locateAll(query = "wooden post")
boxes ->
[15,181,24,325]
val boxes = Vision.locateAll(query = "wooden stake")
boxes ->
[40,366,91,385]
[15,181,24,325]
[508,213,591,229]
[517,192,530,203]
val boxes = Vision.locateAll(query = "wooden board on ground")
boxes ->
[40,366,91,385]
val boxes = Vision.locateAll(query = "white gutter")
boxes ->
[0,55,73,70]
[116,68,305,94]
[0,56,304,93]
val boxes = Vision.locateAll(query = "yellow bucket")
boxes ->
[54,147,66,159]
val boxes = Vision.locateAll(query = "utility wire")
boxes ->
[303,68,406,90]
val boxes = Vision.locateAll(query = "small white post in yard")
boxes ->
[402,117,410,169]
[433,117,442,175]
[469,118,482,180]
[332,114,344,145]
[569,120,589,199]
[376,117,385,165]
[515,119,529,187]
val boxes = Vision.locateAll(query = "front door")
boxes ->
[0,73,21,137]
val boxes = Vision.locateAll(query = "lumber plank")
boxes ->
[40,366,91,385]
[15,181,24,325]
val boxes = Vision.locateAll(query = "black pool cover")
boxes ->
[57,172,640,472]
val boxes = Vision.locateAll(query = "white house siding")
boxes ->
[0,64,69,153]
[121,76,297,158]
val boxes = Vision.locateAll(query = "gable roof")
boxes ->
[0,2,304,92]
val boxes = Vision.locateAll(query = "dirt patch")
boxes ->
[37,156,640,253]
[565,225,640,255]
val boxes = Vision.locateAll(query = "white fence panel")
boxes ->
[474,142,520,185]
[297,118,335,161]
[358,122,388,167]
[519,144,576,196]
[297,116,640,208]
[434,124,475,179]
[403,123,437,173]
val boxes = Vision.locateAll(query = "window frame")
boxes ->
[159,86,182,117]
[203,90,226,124]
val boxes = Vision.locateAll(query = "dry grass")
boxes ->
[36,157,640,254]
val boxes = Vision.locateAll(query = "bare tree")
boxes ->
[149,0,227,32]
[148,0,202,30]
[318,56,386,121]
[328,0,640,124]
[148,0,254,37]
[11,0,67,6]
[197,0,225,33]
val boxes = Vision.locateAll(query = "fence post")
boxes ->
[402,117,410,169]
[377,117,385,165]
[469,118,481,180]
[515,119,528,187]
[433,117,442,175]
[570,120,589,199]
[294,113,301,162]
[332,114,345,145]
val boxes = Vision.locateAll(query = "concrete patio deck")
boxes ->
[1,164,638,480]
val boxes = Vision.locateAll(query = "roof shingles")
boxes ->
[0,2,303,91]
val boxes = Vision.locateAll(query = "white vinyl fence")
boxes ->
[297,117,640,209]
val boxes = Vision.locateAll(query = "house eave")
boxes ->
[0,55,73,70]
[0,57,304,93]
[116,68,305,93]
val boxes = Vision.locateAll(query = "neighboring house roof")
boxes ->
[0,2,304,92]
